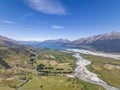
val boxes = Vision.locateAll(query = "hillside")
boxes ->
[0,35,106,90]
[69,31,120,53]
[20,39,71,49]
[28,31,120,53]
[0,35,18,47]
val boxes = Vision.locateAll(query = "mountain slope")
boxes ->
[13,31,120,53]
[0,35,18,47]
[21,39,71,49]
[68,31,120,53]
[38,39,70,46]
[27,31,120,53]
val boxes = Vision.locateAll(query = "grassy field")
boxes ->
[36,60,73,74]
[0,84,15,90]
[36,49,75,75]
[0,48,106,90]
[81,54,120,89]
[37,49,75,64]
[19,76,105,90]
[0,76,105,90]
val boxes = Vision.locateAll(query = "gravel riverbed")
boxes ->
[74,53,120,90]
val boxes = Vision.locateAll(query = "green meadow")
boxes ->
[0,48,105,90]
[81,54,120,89]
[19,76,105,90]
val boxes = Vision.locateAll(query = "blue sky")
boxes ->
[0,0,120,41]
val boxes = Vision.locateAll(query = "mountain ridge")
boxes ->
[0,31,120,53]
[68,31,120,53]
[0,35,18,47]
[26,31,120,53]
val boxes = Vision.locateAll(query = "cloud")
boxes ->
[24,0,67,15]
[0,20,15,24]
[52,25,64,29]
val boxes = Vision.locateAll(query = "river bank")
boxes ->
[68,49,120,60]
[73,53,120,90]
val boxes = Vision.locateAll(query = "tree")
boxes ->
[40,85,43,90]
[37,64,45,71]
[29,58,35,65]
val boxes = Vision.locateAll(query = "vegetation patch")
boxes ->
[0,47,105,90]
[19,76,105,90]
[81,54,120,88]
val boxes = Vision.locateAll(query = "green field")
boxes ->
[0,76,105,90]
[81,54,120,89]
[0,48,106,90]
[0,84,15,90]
[19,76,105,90]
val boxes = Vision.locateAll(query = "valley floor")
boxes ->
[74,53,120,90]
[0,48,105,90]
[68,49,120,60]
[0,48,120,90]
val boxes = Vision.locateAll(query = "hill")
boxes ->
[0,32,120,53]
[0,35,18,47]
[27,31,120,53]
[68,31,120,53]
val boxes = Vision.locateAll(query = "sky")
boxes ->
[0,0,120,41]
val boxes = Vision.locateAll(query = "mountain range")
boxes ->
[1,31,120,53]
[67,31,120,53]
[0,35,18,47]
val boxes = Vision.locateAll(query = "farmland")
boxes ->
[0,48,105,90]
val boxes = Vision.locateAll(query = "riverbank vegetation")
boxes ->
[81,54,120,89]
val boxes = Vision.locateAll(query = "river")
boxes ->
[74,53,120,90]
